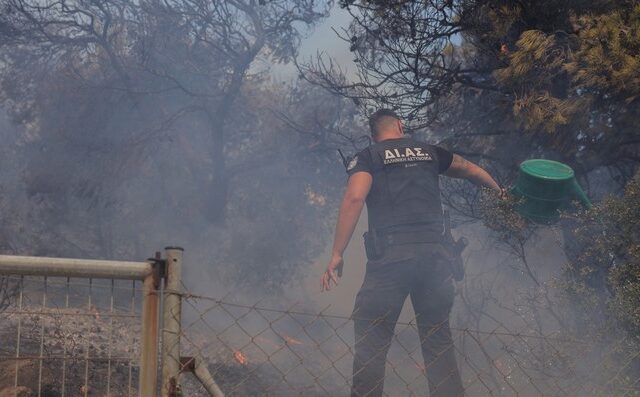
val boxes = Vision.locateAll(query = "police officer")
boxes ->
[321,109,502,397]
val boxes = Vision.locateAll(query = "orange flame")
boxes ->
[233,350,248,366]
[283,335,303,346]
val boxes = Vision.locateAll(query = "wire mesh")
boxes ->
[2,253,639,397]
[175,291,640,397]
[0,275,143,397]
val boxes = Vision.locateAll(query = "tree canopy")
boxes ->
[303,0,640,191]
[0,0,368,293]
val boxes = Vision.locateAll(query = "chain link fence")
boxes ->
[2,249,639,396]
[176,291,640,397]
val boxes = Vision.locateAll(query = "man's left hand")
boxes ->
[321,254,344,292]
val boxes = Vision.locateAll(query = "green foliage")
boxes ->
[480,188,529,246]
[494,30,584,133]
[487,1,640,159]
[565,172,640,337]
[567,5,640,103]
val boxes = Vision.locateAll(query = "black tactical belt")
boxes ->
[382,231,444,246]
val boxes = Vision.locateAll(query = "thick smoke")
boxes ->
[0,0,368,298]
[1,1,639,395]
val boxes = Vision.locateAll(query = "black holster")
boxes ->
[443,237,467,282]
[363,230,385,260]
[442,210,467,282]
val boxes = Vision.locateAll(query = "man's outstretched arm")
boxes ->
[443,154,502,192]
[321,171,372,291]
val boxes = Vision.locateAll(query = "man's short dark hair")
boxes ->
[368,109,401,136]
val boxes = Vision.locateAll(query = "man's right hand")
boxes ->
[321,254,344,292]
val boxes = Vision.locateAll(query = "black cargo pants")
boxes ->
[351,243,464,397]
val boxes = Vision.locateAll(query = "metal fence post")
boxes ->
[140,259,161,397]
[161,247,184,397]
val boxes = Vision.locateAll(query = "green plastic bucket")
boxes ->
[512,159,591,224]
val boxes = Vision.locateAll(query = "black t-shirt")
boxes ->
[347,143,453,176]
[344,138,453,237]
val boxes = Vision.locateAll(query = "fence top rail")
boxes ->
[0,254,153,280]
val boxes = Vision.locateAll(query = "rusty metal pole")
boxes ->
[139,260,161,397]
[181,355,225,397]
[161,247,184,397]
